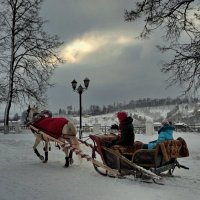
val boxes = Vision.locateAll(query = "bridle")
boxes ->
[25,106,39,125]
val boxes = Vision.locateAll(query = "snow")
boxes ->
[0,130,200,200]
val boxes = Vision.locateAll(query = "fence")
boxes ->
[0,124,146,134]
[0,125,29,133]
[0,124,199,134]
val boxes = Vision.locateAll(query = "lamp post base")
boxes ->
[79,129,82,139]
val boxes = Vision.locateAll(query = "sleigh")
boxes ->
[89,134,189,181]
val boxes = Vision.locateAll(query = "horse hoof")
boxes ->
[65,157,69,167]
[39,156,44,161]
[43,160,48,163]
[69,158,74,165]
[64,164,69,168]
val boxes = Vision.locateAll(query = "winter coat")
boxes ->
[148,124,175,149]
[114,116,135,146]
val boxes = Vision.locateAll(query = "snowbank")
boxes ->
[0,131,200,200]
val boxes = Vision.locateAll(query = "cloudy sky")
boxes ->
[40,0,183,112]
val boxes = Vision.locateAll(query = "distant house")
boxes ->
[174,122,188,132]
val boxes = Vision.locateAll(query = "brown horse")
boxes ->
[25,105,82,167]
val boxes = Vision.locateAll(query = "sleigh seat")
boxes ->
[131,137,189,168]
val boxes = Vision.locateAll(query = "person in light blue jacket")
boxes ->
[143,119,175,149]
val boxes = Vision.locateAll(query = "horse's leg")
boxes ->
[43,140,49,163]
[69,150,74,165]
[63,146,69,167]
[58,136,70,167]
[33,134,44,161]
[70,136,82,164]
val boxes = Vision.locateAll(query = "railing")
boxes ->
[0,124,199,134]
[0,125,30,133]
[77,125,146,134]
[0,124,146,134]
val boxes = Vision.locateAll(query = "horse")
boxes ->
[25,105,82,167]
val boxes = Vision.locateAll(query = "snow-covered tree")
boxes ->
[125,0,200,94]
[0,0,63,133]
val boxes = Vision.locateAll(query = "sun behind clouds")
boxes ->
[61,38,97,63]
[61,32,134,63]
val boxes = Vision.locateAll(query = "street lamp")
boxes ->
[71,78,90,139]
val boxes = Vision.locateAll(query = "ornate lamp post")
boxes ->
[71,78,90,139]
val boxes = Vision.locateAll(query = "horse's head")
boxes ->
[25,105,39,125]
[25,105,53,125]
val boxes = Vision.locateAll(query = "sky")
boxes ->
[40,0,183,112]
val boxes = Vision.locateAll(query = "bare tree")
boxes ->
[124,0,200,94]
[0,0,63,133]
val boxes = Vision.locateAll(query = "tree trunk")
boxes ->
[4,97,12,134]
[4,67,14,134]
[4,72,14,134]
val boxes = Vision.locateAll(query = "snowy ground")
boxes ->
[0,130,200,200]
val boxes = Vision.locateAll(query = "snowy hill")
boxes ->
[70,104,198,127]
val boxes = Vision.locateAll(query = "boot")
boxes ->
[43,152,48,163]
[65,156,69,168]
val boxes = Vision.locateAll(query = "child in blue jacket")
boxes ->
[143,119,175,149]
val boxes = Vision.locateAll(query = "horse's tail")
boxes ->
[71,137,83,164]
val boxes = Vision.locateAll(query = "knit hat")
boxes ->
[162,119,169,125]
[117,111,127,122]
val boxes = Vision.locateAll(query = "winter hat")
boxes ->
[117,111,127,122]
[162,119,169,125]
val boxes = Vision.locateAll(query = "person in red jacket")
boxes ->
[112,111,135,146]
